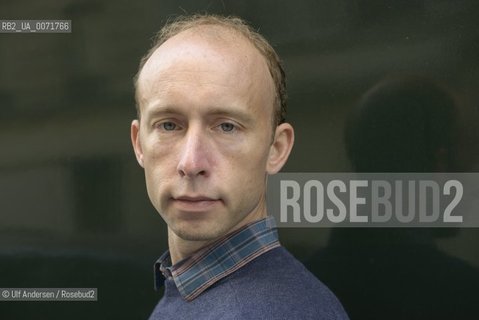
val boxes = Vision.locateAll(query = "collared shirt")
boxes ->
[154,216,280,301]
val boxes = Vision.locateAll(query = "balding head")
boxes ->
[134,14,287,128]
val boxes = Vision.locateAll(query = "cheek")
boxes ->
[218,126,271,161]
[141,141,178,202]
[141,133,178,168]
[143,165,164,198]
[224,166,266,215]
[220,140,270,189]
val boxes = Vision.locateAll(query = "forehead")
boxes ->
[136,25,275,113]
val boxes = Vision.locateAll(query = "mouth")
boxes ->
[171,195,222,212]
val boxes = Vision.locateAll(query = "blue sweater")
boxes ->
[149,246,349,319]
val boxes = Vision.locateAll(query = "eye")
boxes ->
[159,121,178,131]
[219,122,235,132]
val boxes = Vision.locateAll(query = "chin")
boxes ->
[174,229,221,242]
[173,221,230,242]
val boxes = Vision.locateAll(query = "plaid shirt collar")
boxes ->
[154,216,280,301]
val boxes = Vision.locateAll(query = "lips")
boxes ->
[172,195,221,212]
[175,195,217,201]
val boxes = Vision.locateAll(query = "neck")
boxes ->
[167,231,209,265]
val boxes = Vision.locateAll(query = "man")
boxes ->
[131,14,348,319]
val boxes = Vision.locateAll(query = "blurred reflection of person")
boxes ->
[307,76,479,319]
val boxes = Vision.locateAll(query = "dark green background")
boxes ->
[1,0,478,318]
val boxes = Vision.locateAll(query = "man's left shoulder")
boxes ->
[228,246,349,319]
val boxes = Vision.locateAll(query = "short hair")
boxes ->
[134,14,286,127]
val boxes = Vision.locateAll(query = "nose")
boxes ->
[177,125,211,178]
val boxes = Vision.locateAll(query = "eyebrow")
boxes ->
[144,104,255,125]
[206,106,255,125]
[143,105,180,119]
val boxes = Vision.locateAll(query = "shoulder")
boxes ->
[222,246,349,319]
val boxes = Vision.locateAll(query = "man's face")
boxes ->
[132,28,284,242]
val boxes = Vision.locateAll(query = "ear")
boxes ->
[131,119,144,168]
[266,123,295,174]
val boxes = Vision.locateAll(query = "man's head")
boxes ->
[131,15,294,243]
